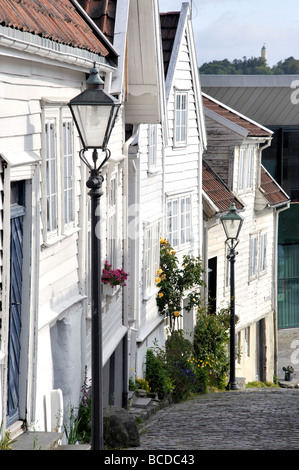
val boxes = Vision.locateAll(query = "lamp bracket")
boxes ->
[225,238,240,256]
[79,147,111,173]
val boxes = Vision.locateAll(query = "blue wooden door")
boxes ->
[7,184,25,426]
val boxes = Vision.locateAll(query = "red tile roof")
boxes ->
[202,94,272,138]
[203,160,244,213]
[77,0,116,44]
[160,12,180,77]
[0,0,109,56]
[260,166,290,206]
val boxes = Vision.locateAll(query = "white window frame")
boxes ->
[174,89,188,147]
[249,231,268,281]
[238,146,255,192]
[107,173,118,266]
[148,124,158,173]
[249,233,258,279]
[166,194,192,249]
[143,219,161,299]
[259,231,267,274]
[42,105,75,244]
[62,117,75,230]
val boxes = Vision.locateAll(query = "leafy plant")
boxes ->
[64,403,81,445]
[145,349,169,399]
[135,377,151,394]
[0,421,16,450]
[193,306,231,389]
[76,366,92,443]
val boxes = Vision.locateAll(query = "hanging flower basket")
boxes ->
[101,261,129,296]
[102,283,120,297]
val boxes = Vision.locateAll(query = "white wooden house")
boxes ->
[202,93,290,383]
[0,0,127,436]
[125,3,207,379]
[160,4,206,337]
[78,0,166,409]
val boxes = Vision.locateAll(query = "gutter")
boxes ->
[0,26,115,74]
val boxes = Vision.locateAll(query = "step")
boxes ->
[10,431,63,450]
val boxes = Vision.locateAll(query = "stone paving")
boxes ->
[133,388,299,450]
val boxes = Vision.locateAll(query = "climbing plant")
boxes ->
[155,238,205,331]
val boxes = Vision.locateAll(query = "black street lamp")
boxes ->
[220,202,244,391]
[68,63,120,450]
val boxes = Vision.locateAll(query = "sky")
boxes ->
[159,0,299,67]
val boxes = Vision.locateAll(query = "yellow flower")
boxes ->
[155,277,161,283]
[157,268,163,275]
[158,292,164,298]
[174,310,180,317]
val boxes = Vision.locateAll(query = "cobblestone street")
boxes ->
[134,388,299,450]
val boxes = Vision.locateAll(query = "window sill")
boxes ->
[147,169,160,178]
[42,226,80,249]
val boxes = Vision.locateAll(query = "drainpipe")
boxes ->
[122,126,139,400]
[273,202,290,381]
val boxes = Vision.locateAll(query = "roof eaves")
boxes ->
[202,92,273,137]
[70,0,119,66]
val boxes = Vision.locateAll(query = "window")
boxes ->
[238,146,254,191]
[249,234,258,279]
[174,90,188,146]
[45,120,57,233]
[167,194,191,248]
[144,220,160,298]
[148,124,157,172]
[249,231,268,280]
[63,121,74,226]
[260,232,267,273]
[108,174,117,265]
[43,105,75,242]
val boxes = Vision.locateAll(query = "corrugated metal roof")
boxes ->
[160,12,180,78]
[0,0,109,56]
[201,75,299,127]
[260,165,290,206]
[202,93,272,138]
[202,160,244,213]
[77,0,116,44]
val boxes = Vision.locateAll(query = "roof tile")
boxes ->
[77,0,117,44]
[260,165,290,206]
[202,94,272,137]
[202,160,244,213]
[0,0,109,56]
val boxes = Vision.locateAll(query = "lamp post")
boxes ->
[68,64,120,450]
[220,202,244,391]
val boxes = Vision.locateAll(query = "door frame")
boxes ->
[1,164,38,431]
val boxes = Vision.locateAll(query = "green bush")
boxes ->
[145,349,169,399]
[193,307,231,390]
[164,330,198,401]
